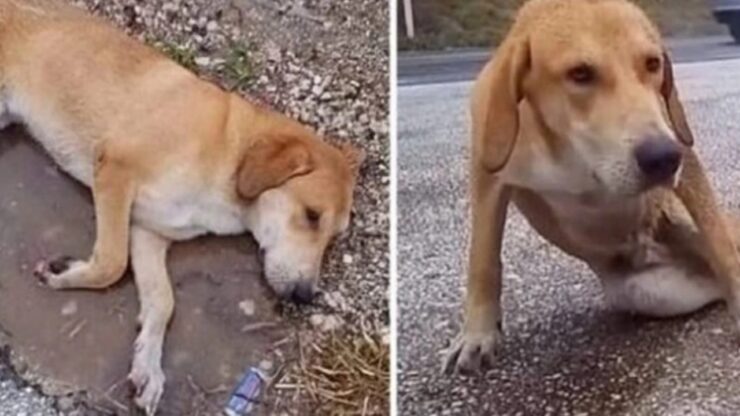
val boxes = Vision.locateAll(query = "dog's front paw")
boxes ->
[129,361,165,416]
[33,256,80,289]
[442,321,502,374]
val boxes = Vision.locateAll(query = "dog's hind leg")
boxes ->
[127,225,173,416]
[35,150,135,289]
[601,266,723,318]
[606,210,740,318]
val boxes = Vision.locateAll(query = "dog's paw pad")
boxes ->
[33,256,76,288]
[48,256,74,274]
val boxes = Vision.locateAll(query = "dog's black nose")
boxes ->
[291,282,317,304]
[634,137,682,183]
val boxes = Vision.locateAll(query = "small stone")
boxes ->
[238,299,255,316]
[194,56,211,67]
[14,360,27,375]
[323,291,349,311]
[266,43,282,62]
[61,300,77,316]
[342,254,353,264]
[259,359,273,371]
[309,314,343,332]
[380,326,390,345]
[58,396,75,411]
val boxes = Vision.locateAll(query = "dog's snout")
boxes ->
[634,137,682,183]
[290,282,317,304]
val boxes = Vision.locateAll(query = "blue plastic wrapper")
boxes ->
[224,367,266,416]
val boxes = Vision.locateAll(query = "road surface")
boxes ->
[397,50,740,414]
[399,35,740,86]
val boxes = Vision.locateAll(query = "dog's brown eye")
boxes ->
[567,64,596,85]
[645,56,661,73]
[305,208,321,226]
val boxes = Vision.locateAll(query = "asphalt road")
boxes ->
[399,35,740,86]
[397,56,740,414]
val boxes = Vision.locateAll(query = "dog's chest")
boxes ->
[133,174,248,240]
[542,194,644,251]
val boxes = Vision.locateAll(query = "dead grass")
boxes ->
[272,326,390,415]
[399,0,724,50]
[222,43,254,90]
[146,38,255,91]
[149,40,198,71]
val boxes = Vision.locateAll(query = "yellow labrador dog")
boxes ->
[445,0,740,373]
[0,0,363,413]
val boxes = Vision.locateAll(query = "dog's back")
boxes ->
[0,0,228,184]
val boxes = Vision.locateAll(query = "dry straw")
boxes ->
[275,323,390,415]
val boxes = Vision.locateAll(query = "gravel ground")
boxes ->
[398,58,740,415]
[0,346,58,416]
[0,0,388,413]
[0,382,57,416]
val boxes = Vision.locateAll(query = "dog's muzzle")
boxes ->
[257,247,318,304]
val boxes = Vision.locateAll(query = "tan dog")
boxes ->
[445,0,740,373]
[0,0,363,413]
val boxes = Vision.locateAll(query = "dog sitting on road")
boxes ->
[0,0,363,413]
[445,0,740,373]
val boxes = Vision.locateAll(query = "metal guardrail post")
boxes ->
[403,0,415,38]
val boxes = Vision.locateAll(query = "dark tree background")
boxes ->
[399,0,722,50]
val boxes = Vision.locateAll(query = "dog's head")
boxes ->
[237,126,364,304]
[476,0,693,198]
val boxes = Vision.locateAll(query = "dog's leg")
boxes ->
[35,152,134,289]
[602,267,722,317]
[675,149,740,324]
[444,172,510,373]
[128,225,173,416]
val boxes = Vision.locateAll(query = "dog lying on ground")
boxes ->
[0,0,363,413]
[445,0,740,373]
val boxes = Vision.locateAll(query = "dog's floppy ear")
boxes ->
[661,51,694,147]
[237,135,314,199]
[474,37,530,172]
